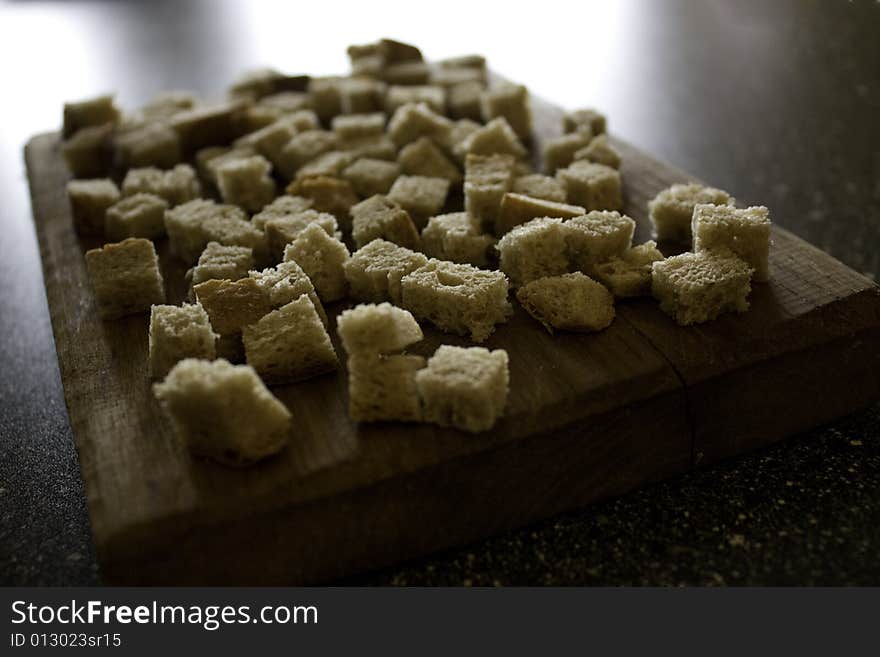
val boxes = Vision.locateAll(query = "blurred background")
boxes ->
[1,0,878,584]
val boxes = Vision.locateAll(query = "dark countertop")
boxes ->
[1,0,878,586]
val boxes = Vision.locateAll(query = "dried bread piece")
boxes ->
[692,204,771,281]
[651,250,754,325]
[277,130,339,179]
[148,303,218,380]
[387,175,450,228]
[463,153,516,231]
[340,77,387,114]
[397,137,461,184]
[542,130,593,173]
[573,134,621,169]
[387,102,453,148]
[344,238,428,303]
[337,302,423,355]
[250,195,315,231]
[556,160,623,211]
[265,210,341,262]
[243,295,338,384]
[497,217,570,287]
[309,76,344,123]
[416,345,509,433]
[169,102,244,154]
[421,212,495,267]
[516,272,615,333]
[446,118,482,163]
[512,174,567,203]
[564,210,635,271]
[481,83,531,140]
[447,81,483,121]
[339,133,398,161]
[295,150,355,180]
[196,145,256,186]
[233,120,296,168]
[105,193,168,241]
[563,108,607,136]
[153,358,290,467]
[164,199,263,265]
[63,94,120,138]
[215,155,277,213]
[401,259,512,342]
[342,157,401,197]
[190,242,254,285]
[592,241,664,298]
[458,117,528,159]
[84,238,165,319]
[347,354,426,423]
[193,277,272,337]
[332,113,386,139]
[283,222,350,302]
[385,85,445,114]
[113,121,183,170]
[496,192,585,235]
[382,61,432,86]
[249,259,327,325]
[350,195,421,249]
[61,123,114,178]
[121,164,202,207]
[67,178,120,235]
[648,183,735,243]
[285,175,358,225]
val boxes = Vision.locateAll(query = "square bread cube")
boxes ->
[243,295,338,385]
[278,109,321,133]
[401,259,512,342]
[564,210,636,271]
[382,61,431,86]
[190,242,254,285]
[496,192,585,235]
[114,122,183,170]
[458,117,528,159]
[61,123,113,177]
[378,37,423,64]
[285,175,359,226]
[416,345,509,433]
[276,130,339,180]
[340,78,387,114]
[563,108,607,135]
[542,131,593,173]
[283,222,351,302]
[332,112,386,139]
[153,358,291,467]
[592,241,664,298]
[259,90,312,114]
[387,175,450,228]
[431,67,484,88]
[397,137,462,184]
[67,178,120,235]
[215,155,276,213]
[497,218,569,287]
[234,121,297,168]
[447,118,482,164]
[652,250,754,325]
[347,354,426,423]
[421,212,495,267]
[63,94,120,138]
[387,102,453,148]
[344,238,428,303]
[556,160,623,211]
[165,199,263,265]
[193,277,272,337]
[105,193,168,241]
[463,153,516,231]
[516,272,615,334]
[265,209,341,262]
[438,54,487,75]
[249,259,327,325]
[336,302,423,355]
[573,134,621,169]
[85,238,165,319]
[339,134,398,161]
[342,157,401,197]
[169,102,242,154]
[308,76,344,122]
[447,81,484,121]
[385,85,445,114]
[196,146,256,186]
[481,83,532,140]
[148,303,218,380]
[138,91,197,122]
[121,164,202,207]
[295,150,355,180]
[648,183,735,243]
[512,174,567,203]
[350,194,421,249]
[692,204,772,281]
[250,194,315,231]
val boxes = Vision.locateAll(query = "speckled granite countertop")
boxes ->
[1,0,878,585]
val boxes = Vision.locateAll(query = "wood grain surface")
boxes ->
[24,94,880,584]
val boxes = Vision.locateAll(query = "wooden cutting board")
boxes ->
[24,94,880,584]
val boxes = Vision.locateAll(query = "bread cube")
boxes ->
[165,199,263,265]
[85,238,165,319]
[438,54,487,75]
[387,175,450,228]
[497,218,569,287]
[243,295,338,385]
[564,211,636,271]
[458,117,528,159]
[249,259,327,325]
[277,130,339,179]
[592,241,664,298]
[347,354,426,423]
[105,193,168,241]
[259,90,312,114]
[138,91,198,122]
[378,38,424,64]
[387,102,453,148]
[278,109,321,133]
[463,153,516,231]
[332,112,386,139]
[542,130,593,173]
[350,195,420,249]
[385,85,445,114]
[344,239,428,303]
[193,277,271,336]
[114,122,183,170]
[250,194,315,231]
[382,61,432,86]
[148,303,217,379]
[121,164,202,207]
[416,345,509,433]
[556,160,623,211]
[233,121,297,170]
[481,83,531,140]
[401,260,512,342]
[296,150,355,180]
[339,134,398,161]
[573,134,621,169]
[61,123,113,178]
[496,192,585,235]
[563,108,607,136]
[63,94,120,138]
[397,137,461,184]
[153,358,291,467]
[447,81,484,121]
[342,157,401,197]
[169,102,243,154]
[512,174,567,203]
[446,118,482,164]
[196,145,256,186]
[285,175,359,225]
[283,222,350,302]
[308,76,344,122]
[432,67,484,88]
[692,204,771,281]
[190,242,254,285]
[266,210,341,261]
[227,67,287,102]
[337,302,423,355]
[67,178,120,235]
[340,78,387,115]
[648,183,735,243]
[516,273,615,334]
[421,212,495,267]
